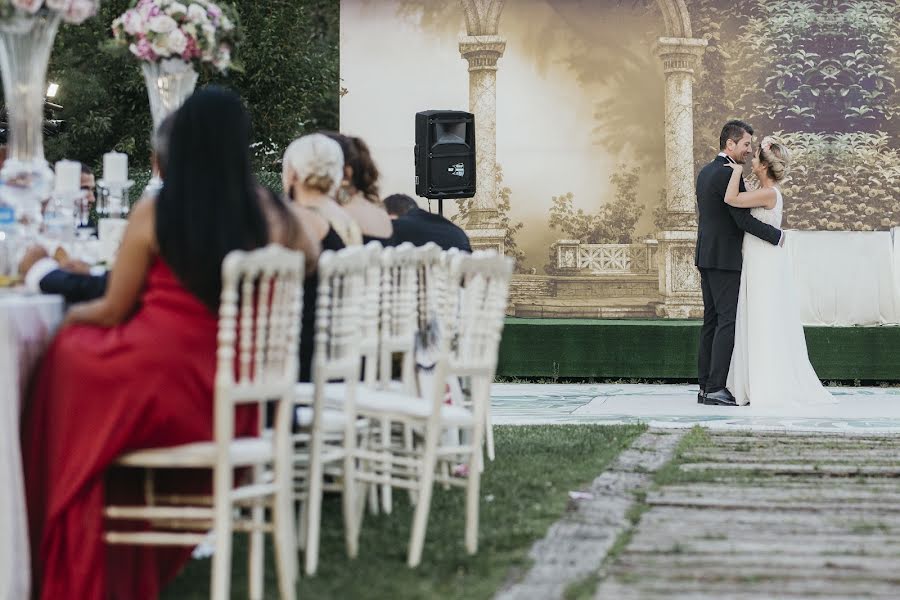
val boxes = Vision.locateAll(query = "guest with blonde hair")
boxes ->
[282,132,361,380]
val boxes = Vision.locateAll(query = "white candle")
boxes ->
[54,160,81,193]
[103,152,129,184]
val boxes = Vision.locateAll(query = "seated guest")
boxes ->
[21,87,319,600]
[388,193,472,252]
[19,112,178,303]
[384,192,418,219]
[283,132,360,381]
[322,132,393,244]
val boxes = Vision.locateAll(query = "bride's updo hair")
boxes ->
[758,136,791,183]
[282,133,345,196]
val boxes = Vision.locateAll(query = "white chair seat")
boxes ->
[115,438,272,469]
[295,382,472,426]
[295,406,361,431]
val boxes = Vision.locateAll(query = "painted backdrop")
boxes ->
[340,0,899,318]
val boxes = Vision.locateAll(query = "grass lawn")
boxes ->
[163,424,645,599]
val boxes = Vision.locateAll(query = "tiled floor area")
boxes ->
[491,384,900,433]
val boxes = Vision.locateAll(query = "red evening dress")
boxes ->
[21,257,255,600]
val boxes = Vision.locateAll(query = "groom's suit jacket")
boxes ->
[694,155,781,271]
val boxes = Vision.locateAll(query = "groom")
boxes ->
[696,120,784,406]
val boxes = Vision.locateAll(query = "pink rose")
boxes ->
[181,35,200,61]
[45,0,72,12]
[129,38,158,62]
[64,0,97,24]
[10,0,43,14]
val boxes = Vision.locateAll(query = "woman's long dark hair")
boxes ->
[155,86,269,312]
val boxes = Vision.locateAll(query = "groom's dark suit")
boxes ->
[695,154,782,394]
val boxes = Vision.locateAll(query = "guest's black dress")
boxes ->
[300,226,348,382]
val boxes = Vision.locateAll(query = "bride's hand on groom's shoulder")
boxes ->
[726,162,743,173]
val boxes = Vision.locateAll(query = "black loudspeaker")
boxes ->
[415,110,476,199]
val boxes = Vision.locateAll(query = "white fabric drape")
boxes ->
[787,230,899,326]
[0,294,63,600]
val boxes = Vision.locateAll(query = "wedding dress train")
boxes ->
[727,187,837,409]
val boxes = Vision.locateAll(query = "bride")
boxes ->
[722,136,836,409]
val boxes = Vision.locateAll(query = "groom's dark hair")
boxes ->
[719,120,754,150]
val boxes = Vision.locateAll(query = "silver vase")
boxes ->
[141,58,198,192]
[0,13,62,221]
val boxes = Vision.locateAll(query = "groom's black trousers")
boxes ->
[698,268,741,394]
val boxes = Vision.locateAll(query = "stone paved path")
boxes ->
[594,430,900,599]
[496,428,900,599]
[494,429,686,600]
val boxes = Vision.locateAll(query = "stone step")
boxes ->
[609,554,900,580]
[646,491,900,513]
[657,482,900,498]
[626,537,900,557]
[594,577,900,599]
[681,450,900,464]
[679,462,900,477]
[639,506,900,534]
[705,433,900,445]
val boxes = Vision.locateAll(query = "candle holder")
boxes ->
[96,178,134,219]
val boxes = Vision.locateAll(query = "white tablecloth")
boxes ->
[787,230,899,326]
[0,294,63,600]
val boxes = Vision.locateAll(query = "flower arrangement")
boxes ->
[0,0,99,24]
[111,0,239,72]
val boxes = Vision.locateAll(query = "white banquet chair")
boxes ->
[103,244,304,600]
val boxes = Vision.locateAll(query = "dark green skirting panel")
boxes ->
[497,318,900,381]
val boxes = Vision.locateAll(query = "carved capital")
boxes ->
[654,37,707,75]
[459,35,506,71]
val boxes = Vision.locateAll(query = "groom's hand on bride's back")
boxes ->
[779,231,786,247]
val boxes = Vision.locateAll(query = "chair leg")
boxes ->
[484,404,495,462]
[380,419,393,514]
[407,426,439,568]
[342,452,359,559]
[211,501,234,600]
[274,476,298,599]
[305,432,325,576]
[464,446,482,554]
[466,377,488,553]
[249,496,265,600]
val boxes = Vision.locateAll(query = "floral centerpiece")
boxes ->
[0,0,99,217]
[110,0,239,192]
[111,0,239,72]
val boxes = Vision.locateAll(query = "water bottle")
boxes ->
[0,196,19,280]
[43,194,75,245]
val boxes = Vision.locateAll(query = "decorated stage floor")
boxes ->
[491,383,900,433]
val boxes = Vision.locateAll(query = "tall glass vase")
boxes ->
[0,12,62,235]
[141,58,198,193]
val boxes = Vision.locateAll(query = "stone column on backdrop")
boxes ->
[459,33,506,253]
[654,37,707,318]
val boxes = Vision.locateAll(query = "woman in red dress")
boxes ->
[21,87,319,600]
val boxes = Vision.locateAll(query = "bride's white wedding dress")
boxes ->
[727,187,837,409]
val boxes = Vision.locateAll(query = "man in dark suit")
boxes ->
[385,193,472,252]
[696,120,784,406]
[19,111,176,304]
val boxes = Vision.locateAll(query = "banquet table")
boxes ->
[787,230,899,326]
[0,293,64,600]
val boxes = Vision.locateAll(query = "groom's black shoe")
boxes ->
[697,390,706,404]
[703,389,738,407]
